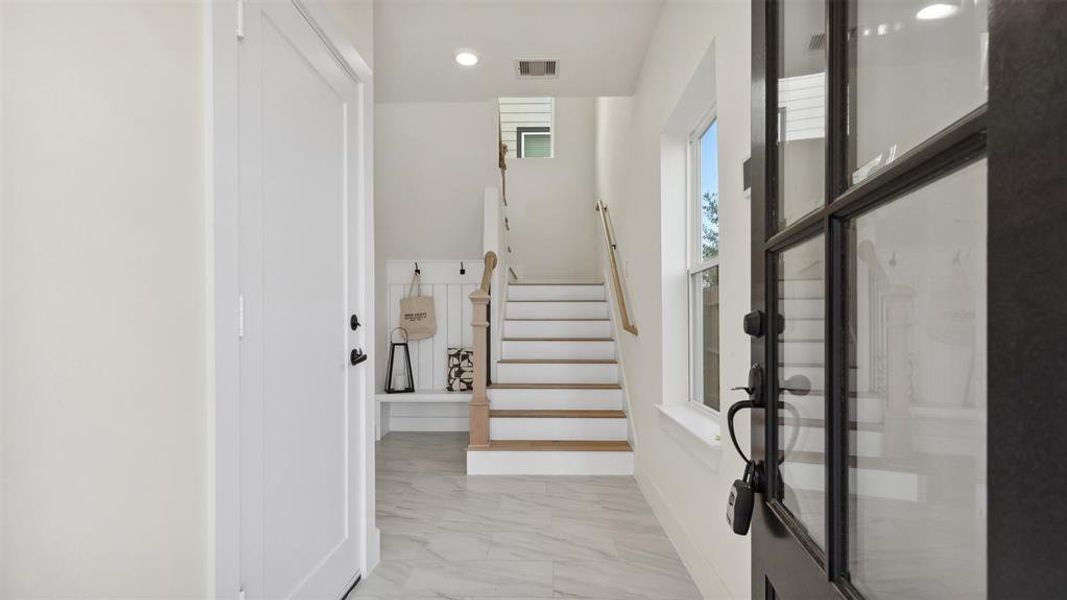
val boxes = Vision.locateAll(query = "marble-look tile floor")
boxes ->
[353,432,706,599]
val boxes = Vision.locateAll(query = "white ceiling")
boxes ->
[373,0,665,103]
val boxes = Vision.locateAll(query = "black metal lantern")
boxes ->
[385,327,415,394]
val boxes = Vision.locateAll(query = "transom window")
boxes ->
[689,116,720,412]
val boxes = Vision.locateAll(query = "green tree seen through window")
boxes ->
[699,120,719,261]
[702,190,719,260]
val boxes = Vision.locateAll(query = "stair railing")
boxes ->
[495,101,520,281]
[469,250,498,449]
[595,200,638,335]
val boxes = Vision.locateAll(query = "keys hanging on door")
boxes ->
[726,363,766,535]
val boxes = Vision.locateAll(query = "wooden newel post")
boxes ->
[469,251,497,449]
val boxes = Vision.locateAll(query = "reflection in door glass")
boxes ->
[851,0,988,183]
[848,160,987,599]
[776,235,825,549]
[776,0,826,229]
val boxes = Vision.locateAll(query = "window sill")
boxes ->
[655,403,722,471]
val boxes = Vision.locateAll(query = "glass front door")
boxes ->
[748,0,1003,597]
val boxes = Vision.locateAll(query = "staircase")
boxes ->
[466,281,634,475]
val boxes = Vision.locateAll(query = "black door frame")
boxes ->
[749,0,1067,598]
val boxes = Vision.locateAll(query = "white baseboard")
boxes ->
[366,526,381,573]
[635,469,736,599]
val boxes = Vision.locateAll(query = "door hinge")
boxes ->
[238,294,245,338]
[236,0,246,40]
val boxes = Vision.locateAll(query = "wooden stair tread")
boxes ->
[509,282,604,286]
[470,440,632,452]
[497,359,617,364]
[503,337,614,342]
[787,450,914,471]
[781,417,884,432]
[490,409,626,419]
[779,362,858,368]
[489,383,622,390]
[506,318,611,322]
[506,299,606,303]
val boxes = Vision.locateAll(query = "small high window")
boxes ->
[499,97,554,158]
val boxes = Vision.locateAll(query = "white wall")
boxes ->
[507,96,599,281]
[323,0,374,69]
[1,3,209,597]
[0,3,7,592]
[373,96,600,383]
[595,1,752,598]
[1,1,376,596]
[373,101,499,388]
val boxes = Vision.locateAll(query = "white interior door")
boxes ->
[238,2,364,598]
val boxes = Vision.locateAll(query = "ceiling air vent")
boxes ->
[516,59,559,79]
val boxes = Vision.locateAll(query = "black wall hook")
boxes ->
[460,261,466,275]
[414,262,421,275]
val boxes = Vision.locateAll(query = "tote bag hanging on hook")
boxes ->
[399,269,437,340]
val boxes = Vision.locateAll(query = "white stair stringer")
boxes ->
[468,281,633,475]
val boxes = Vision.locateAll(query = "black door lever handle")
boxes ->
[731,363,763,407]
[350,349,368,366]
[727,364,765,467]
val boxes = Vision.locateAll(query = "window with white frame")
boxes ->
[689,116,721,412]
[499,97,554,158]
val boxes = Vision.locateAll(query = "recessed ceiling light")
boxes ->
[455,51,479,67]
[916,3,959,20]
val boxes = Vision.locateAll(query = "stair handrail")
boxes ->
[595,200,638,336]
[469,250,498,449]
[498,112,508,205]
[496,102,518,278]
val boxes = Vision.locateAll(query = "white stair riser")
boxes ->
[502,340,615,360]
[467,450,634,475]
[504,320,612,339]
[782,462,918,501]
[778,364,858,391]
[506,302,609,320]
[508,285,605,301]
[782,425,884,458]
[781,319,824,339]
[778,279,824,299]
[497,362,618,384]
[779,341,824,364]
[781,394,884,423]
[779,298,823,319]
[489,388,624,410]
[490,417,628,441]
